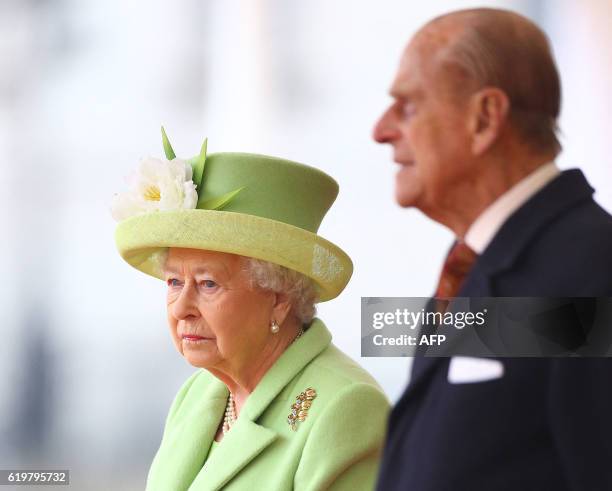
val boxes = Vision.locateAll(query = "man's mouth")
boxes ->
[394,158,415,167]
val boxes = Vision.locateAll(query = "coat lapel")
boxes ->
[474,169,594,279]
[187,319,332,490]
[405,170,595,397]
[240,319,331,422]
[147,375,227,491]
[190,419,277,490]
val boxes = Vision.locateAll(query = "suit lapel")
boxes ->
[404,170,594,398]
[475,169,594,278]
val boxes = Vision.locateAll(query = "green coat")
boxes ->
[146,318,390,491]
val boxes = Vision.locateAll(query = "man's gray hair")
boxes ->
[431,8,562,155]
[244,257,318,325]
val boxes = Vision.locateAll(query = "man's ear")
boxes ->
[271,292,293,327]
[467,87,510,156]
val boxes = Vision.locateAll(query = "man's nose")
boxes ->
[372,106,400,144]
[172,283,199,320]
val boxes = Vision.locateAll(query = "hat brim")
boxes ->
[115,209,353,302]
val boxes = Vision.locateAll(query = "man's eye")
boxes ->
[200,280,217,289]
[403,102,416,118]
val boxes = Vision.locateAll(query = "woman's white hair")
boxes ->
[243,257,318,325]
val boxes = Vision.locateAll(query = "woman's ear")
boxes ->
[467,87,510,156]
[271,292,293,327]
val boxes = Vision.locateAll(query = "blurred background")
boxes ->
[1,0,611,489]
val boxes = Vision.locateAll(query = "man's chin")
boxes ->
[395,186,421,208]
[396,198,419,208]
[395,167,422,207]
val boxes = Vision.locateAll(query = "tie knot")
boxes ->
[446,241,478,274]
[435,241,478,298]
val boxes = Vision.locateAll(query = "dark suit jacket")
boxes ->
[376,169,612,491]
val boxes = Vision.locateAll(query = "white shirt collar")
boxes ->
[464,162,560,254]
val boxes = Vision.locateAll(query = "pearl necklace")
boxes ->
[222,326,305,435]
[222,392,237,435]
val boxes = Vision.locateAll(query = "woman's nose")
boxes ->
[172,283,199,320]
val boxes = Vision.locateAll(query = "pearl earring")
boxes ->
[271,320,280,334]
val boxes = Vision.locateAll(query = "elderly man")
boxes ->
[373,8,612,491]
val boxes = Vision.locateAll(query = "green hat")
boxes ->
[112,129,353,301]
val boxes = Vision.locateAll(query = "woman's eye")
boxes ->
[200,280,217,289]
[167,278,182,288]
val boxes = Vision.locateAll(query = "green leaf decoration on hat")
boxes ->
[160,126,243,211]
[192,138,207,190]
[199,187,245,210]
[161,126,176,160]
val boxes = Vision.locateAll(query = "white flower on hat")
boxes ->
[111,156,198,221]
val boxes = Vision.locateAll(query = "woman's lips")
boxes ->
[181,334,214,343]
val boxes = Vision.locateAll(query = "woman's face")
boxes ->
[162,248,278,372]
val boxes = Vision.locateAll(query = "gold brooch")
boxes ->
[287,387,317,431]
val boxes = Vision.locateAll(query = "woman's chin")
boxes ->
[183,354,217,369]
[181,342,219,368]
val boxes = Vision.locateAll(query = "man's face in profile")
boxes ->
[373,35,473,213]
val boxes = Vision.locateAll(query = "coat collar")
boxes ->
[185,318,332,491]
[405,170,594,395]
[149,378,227,491]
[469,169,594,278]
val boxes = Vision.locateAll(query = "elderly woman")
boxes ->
[111,130,389,491]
